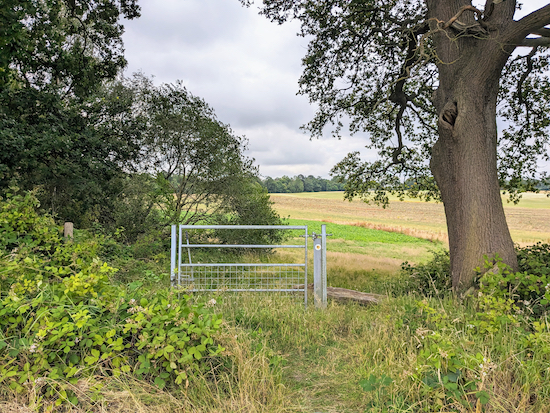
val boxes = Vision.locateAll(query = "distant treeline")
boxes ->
[260,175,345,193]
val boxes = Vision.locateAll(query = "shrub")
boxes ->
[401,250,451,297]
[478,248,550,317]
[517,242,550,277]
[0,192,224,408]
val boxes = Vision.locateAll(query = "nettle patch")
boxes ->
[0,192,224,410]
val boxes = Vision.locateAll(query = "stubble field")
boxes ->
[271,191,550,245]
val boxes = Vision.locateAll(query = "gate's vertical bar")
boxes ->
[171,225,177,287]
[304,226,308,309]
[321,224,327,308]
[178,225,182,287]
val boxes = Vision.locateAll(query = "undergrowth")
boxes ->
[2,191,550,412]
[0,192,225,411]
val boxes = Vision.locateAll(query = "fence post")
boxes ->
[171,225,177,287]
[64,222,74,239]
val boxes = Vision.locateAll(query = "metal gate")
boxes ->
[171,225,309,306]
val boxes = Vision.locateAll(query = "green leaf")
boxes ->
[476,390,490,405]
[154,377,166,389]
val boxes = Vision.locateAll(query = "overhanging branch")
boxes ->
[520,37,550,47]
[508,4,550,45]
[532,27,550,37]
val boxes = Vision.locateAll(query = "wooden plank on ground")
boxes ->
[294,284,384,305]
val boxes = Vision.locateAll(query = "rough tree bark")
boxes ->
[427,1,550,289]
[428,1,518,289]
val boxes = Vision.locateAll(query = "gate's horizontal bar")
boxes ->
[180,244,305,249]
[178,225,307,230]
[184,288,305,292]
[178,263,305,267]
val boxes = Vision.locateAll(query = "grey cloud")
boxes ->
[121,0,385,177]
[123,0,310,129]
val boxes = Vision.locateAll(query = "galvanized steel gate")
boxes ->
[171,225,310,306]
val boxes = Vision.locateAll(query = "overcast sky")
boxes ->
[121,1,549,179]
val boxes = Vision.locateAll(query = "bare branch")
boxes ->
[532,27,550,37]
[519,37,550,47]
[443,5,483,29]
[509,4,550,44]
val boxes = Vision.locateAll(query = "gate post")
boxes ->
[171,225,177,287]
[313,224,328,309]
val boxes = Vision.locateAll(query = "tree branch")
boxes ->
[519,37,550,47]
[516,47,538,128]
[532,27,550,37]
[508,4,550,44]
[443,5,483,29]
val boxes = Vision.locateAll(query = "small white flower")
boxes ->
[207,298,217,307]
[129,299,136,305]
[29,344,38,353]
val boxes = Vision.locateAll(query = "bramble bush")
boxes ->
[399,245,550,411]
[0,191,224,410]
[401,250,451,297]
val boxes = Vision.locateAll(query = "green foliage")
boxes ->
[517,242,550,279]
[0,0,143,225]
[98,75,287,245]
[359,374,394,411]
[414,299,509,410]
[0,0,139,95]
[0,192,224,407]
[407,249,550,410]
[106,174,164,243]
[261,175,345,193]
[214,181,286,246]
[401,250,451,297]
[0,80,144,227]
[478,247,550,317]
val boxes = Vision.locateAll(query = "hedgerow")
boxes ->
[0,191,224,410]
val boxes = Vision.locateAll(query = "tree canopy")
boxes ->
[242,0,550,289]
[126,75,277,227]
[261,175,345,193]
[0,0,142,223]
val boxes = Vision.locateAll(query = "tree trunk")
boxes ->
[430,88,518,290]
[428,2,519,291]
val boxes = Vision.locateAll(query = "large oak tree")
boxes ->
[242,0,550,290]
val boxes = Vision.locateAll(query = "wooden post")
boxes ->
[64,222,74,239]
